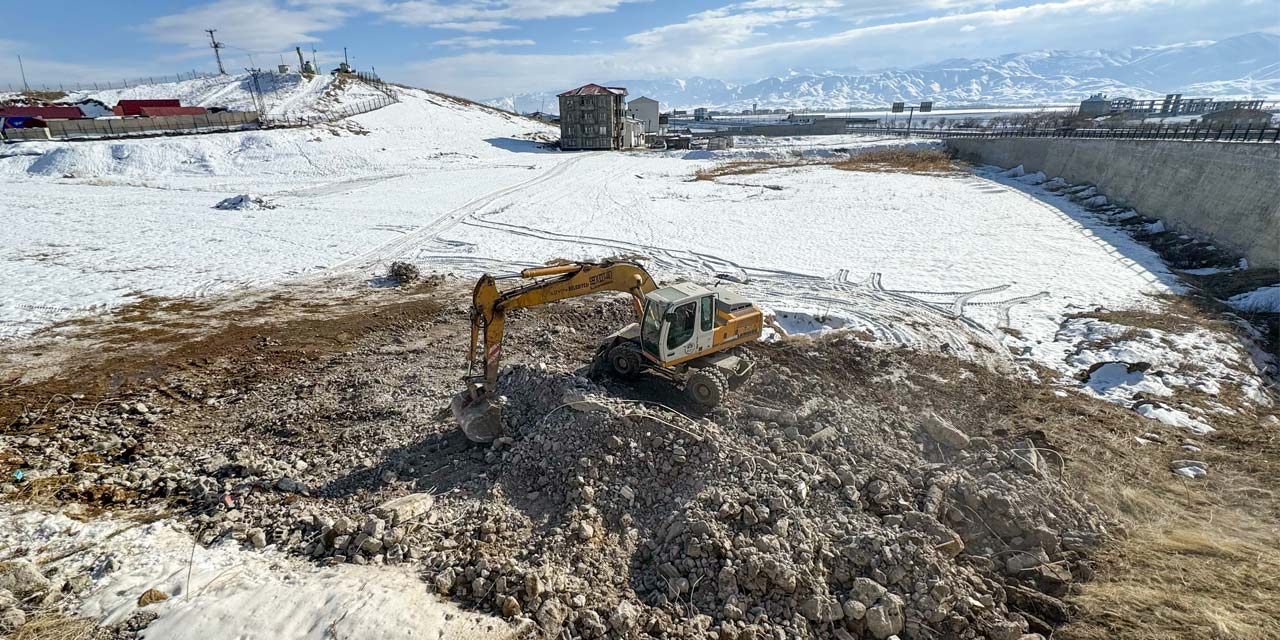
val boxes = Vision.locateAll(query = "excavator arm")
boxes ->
[454,260,657,440]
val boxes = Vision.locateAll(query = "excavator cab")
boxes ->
[636,283,758,366]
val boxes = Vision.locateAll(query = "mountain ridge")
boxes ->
[488,32,1280,113]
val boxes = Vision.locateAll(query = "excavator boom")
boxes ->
[454,260,658,441]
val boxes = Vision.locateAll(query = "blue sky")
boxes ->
[3,0,1276,98]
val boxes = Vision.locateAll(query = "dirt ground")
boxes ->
[0,275,1276,639]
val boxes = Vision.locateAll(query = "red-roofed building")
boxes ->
[0,106,84,120]
[557,83,631,150]
[113,99,181,116]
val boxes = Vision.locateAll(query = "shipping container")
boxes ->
[138,106,208,117]
[0,106,84,119]
[113,99,181,116]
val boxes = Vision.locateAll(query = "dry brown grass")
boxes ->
[830,147,959,174]
[10,614,99,640]
[1068,294,1230,335]
[692,148,960,182]
[692,158,809,181]
[1027,391,1280,640]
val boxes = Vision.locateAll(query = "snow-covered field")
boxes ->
[2,78,1272,422]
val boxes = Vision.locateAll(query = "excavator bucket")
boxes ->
[451,391,504,443]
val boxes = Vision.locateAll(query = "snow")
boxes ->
[0,506,507,639]
[50,72,341,117]
[1228,284,1280,313]
[1,75,1270,412]
[1137,401,1215,434]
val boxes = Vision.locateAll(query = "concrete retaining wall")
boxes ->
[946,138,1280,268]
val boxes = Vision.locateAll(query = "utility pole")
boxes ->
[17,54,30,92]
[206,29,226,74]
[343,47,349,67]
[245,68,265,113]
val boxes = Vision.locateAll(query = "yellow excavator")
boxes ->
[452,260,763,441]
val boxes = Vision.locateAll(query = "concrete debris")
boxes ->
[921,412,970,449]
[0,311,1111,640]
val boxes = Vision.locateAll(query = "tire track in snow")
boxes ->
[315,154,591,278]
[458,217,1014,362]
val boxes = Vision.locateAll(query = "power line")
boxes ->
[206,29,226,75]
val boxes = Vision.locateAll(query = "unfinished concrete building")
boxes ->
[558,84,629,150]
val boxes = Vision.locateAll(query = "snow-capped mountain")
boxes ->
[487,32,1279,113]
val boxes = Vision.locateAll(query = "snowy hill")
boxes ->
[489,32,1280,112]
[1,72,393,118]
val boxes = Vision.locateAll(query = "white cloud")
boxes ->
[141,0,351,52]
[380,0,647,29]
[434,36,536,48]
[433,21,515,32]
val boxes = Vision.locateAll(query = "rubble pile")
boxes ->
[388,356,1106,639]
[0,316,1109,639]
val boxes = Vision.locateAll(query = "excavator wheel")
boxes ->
[686,368,728,408]
[608,343,644,379]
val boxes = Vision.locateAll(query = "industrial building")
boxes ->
[1200,108,1273,128]
[557,83,630,150]
[626,96,662,134]
[1078,94,1112,118]
[1106,94,1266,117]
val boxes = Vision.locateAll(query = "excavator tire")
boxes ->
[608,343,644,379]
[686,368,728,408]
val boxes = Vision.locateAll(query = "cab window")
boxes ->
[666,302,696,351]
[699,296,713,332]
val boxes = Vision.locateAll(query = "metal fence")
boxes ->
[7,71,223,94]
[2,111,263,142]
[849,123,1280,143]
[260,93,397,128]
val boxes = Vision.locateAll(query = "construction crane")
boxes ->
[453,260,763,441]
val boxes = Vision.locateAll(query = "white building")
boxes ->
[626,96,662,134]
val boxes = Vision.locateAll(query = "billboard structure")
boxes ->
[889,101,933,133]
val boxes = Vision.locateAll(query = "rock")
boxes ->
[500,594,522,617]
[434,568,456,593]
[937,532,965,558]
[248,528,267,549]
[842,599,867,620]
[921,412,970,449]
[331,516,354,535]
[524,573,543,598]
[605,435,625,449]
[609,601,640,632]
[619,485,635,502]
[373,493,436,526]
[851,577,887,606]
[137,588,169,606]
[0,608,25,632]
[577,609,608,637]
[576,521,595,541]
[362,516,386,539]
[0,560,51,598]
[537,598,569,634]
[865,595,905,639]
[1170,460,1208,479]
